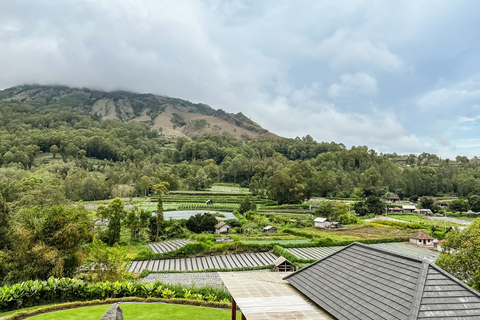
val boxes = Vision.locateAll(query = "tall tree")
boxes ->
[0,193,10,249]
[153,182,169,242]
[98,198,127,245]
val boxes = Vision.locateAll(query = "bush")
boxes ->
[0,277,231,312]
[186,213,217,233]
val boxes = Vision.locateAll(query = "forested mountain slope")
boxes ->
[0,85,278,140]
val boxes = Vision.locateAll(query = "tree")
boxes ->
[139,175,152,197]
[353,201,369,216]
[239,196,256,214]
[1,205,90,282]
[436,220,480,290]
[468,195,480,212]
[0,193,11,249]
[314,201,347,221]
[365,196,384,215]
[153,182,169,242]
[448,199,469,213]
[50,144,59,158]
[419,196,439,213]
[97,198,127,245]
[186,213,218,233]
[85,236,130,282]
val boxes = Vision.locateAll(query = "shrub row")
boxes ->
[0,277,230,312]
[3,298,232,320]
[140,264,274,277]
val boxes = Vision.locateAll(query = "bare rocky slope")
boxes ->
[0,84,279,140]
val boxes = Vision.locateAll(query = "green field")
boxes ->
[27,303,240,320]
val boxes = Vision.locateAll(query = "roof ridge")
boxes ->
[408,260,429,320]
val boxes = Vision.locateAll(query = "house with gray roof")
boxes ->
[284,242,480,320]
[402,205,416,213]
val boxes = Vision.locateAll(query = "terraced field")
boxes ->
[148,240,192,254]
[130,252,277,272]
[286,242,439,261]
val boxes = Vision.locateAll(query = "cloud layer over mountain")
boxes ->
[2,0,480,157]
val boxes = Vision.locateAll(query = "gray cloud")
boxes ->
[1,0,480,157]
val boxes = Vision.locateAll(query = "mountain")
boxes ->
[0,84,278,140]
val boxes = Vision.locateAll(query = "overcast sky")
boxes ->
[1,0,480,158]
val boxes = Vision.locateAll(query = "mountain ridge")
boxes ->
[0,84,279,140]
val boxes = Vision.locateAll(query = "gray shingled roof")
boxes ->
[284,242,480,320]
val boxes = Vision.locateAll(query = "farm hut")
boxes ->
[216,237,234,244]
[214,222,231,234]
[386,194,401,203]
[314,217,330,228]
[263,226,278,233]
[273,256,295,272]
[402,205,416,213]
[388,207,403,213]
[410,229,435,247]
[420,208,433,215]
[205,199,214,205]
[329,221,342,229]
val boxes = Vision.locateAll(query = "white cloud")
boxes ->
[316,29,403,72]
[328,72,378,99]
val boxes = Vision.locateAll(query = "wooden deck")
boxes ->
[219,272,335,320]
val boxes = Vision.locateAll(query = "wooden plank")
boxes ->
[186,257,192,271]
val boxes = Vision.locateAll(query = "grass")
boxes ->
[0,305,54,317]
[387,213,468,228]
[26,303,240,320]
[289,225,413,241]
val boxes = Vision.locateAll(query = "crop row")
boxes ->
[176,203,240,211]
[130,252,278,272]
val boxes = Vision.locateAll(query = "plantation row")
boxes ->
[151,194,267,204]
[176,203,240,211]
[130,252,278,272]
[0,277,230,312]
[149,240,192,254]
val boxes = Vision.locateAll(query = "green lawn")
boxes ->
[27,303,240,320]
[0,305,54,317]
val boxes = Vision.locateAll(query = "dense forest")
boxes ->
[1,99,480,209]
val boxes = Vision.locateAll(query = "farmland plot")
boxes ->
[130,252,277,273]
[286,242,439,261]
[149,240,192,254]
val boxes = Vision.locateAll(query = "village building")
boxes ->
[402,205,416,213]
[262,225,277,233]
[273,256,295,272]
[386,194,401,203]
[314,217,329,228]
[410,229,435,247]
[214,221,231,234]
[388,207,403,213]
[314,217,341,229]
[420,208,433,215]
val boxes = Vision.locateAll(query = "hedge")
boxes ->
[140,264,274,277]
[0,277,230,313]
